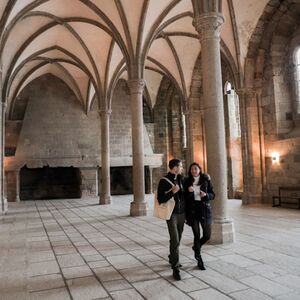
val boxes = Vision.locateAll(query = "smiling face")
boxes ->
[190,165,201,177]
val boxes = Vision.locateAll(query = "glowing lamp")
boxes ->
[271,152,280,164]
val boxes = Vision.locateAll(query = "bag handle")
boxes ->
[162,177,175,187]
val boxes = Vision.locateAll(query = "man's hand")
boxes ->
[172,185,180,194]
[188,186,194,192]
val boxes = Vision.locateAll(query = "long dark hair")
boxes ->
[188,162,202,185]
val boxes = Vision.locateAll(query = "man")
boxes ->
[157,159,185,280]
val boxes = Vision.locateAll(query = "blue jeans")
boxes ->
[166,213,185,269]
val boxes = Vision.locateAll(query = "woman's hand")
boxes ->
[188,186,194,192]
[200,190,207,198]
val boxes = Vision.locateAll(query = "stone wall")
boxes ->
[5,75,161,200]
[188,56,206,169]
[13,74,100,169]
[254,6,300,203]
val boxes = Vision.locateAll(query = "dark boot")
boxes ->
[173,268,181,280]
[197,255,206,270]
[168,255,182,268]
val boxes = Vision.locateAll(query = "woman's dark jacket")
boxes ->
[157,172,185,215]
[183,173,215,225]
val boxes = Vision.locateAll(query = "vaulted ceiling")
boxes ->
[0,0,271,116]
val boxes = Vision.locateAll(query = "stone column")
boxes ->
[194,13,234,244]
[0,102,7,214]
[16,169,20,202]
[238,88,264,204]
[128,79,147,216]
[99,109,111,204]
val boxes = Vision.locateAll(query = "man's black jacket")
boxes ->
[157,172,185,215]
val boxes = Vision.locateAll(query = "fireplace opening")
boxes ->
[109,166,151,195]
[20,166,82,200]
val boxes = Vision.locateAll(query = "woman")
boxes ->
[184,162,215,270]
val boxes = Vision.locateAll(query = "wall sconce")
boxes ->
[271,152,280,164]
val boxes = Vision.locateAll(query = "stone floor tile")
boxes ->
[120,266,159,283]
[53,245,77,255]
[27,274,65,292]
[172,277,208,292]
[47,231,67,237]
[0,270,26,290]
[203,247,234,257]
[189,288,232,300]
[146,260,170,272]
[28,260,60,276]
[88,260,110,269]
[84,254,105,262]
[133,278,191,300]
[273,275,300,292]
[27,250,56,263]
[62,265,93,279]
[72,240,94,247]
[49,235,69,242]
[106,254,143,270]
[240,275,294,297]
[94,266,123,282]
[2,197,300,299]
[230,288,273,300]
[76,245,99,256]
[0,289,29,300]
[110,288,144,300]
[57,253,85,268]
[276,292,300,300]
[207,259,254,280]
[219,254,262,268]
[26,236,49,242]
[27,240,52,252]
[246,263,288,279]
[241,249,278,260]
[129,249,152,256]
[136,253,162,263]
[67,276,108,300]
[30,287,71,300]
[102,279,132,292]
[100,248,127,257]
[190,268,248,294]
[220,241,261,254]
[160,268,193,281]
[51,240,73,247]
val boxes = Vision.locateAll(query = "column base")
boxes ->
[210,217,235,244]
[130,201,147,216]
[0,197,8,215]
[99,195,111,205]
[242,193,262,205]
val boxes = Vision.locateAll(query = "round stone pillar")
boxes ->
[194,13,234,244]
[127,79,147,216]
[99,109,112,205]
[0,102,7,214]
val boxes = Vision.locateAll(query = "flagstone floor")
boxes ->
[1,195,300,300]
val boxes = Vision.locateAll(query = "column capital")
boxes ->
[193,12,224,41]
[1,102,7,109]
[99,109,112,117]
[127,79,145,95]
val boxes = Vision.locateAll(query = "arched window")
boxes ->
[224,81,232,95]
[295,47,300,111]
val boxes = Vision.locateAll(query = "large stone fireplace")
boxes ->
[20,166,81,200]
[5,75,162,202]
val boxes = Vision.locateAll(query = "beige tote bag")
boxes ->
[153,177,176,220]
